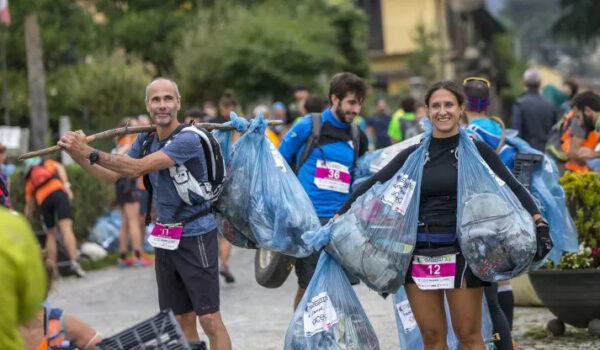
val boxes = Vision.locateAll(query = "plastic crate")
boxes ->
[97,309,191,350]
[512,153,544,191]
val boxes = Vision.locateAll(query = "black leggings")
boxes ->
[484,283,512,350]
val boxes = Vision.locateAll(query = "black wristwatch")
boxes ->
[89,150,100,165]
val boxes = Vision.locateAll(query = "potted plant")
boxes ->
[529,172,600,335]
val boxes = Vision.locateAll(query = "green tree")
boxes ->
[552,0,600,42]
[48,51,152,131]
[406,23,439,83]
[175,4,344,107]
[94,0,198,75]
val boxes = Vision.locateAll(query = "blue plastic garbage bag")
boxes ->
[353,134,423,190]
[284,252,380,350]
[211,112,249,164]
[303,123,432,295]
[393,286,493,349]
[506,136,578,266]
[88,209,122,252]
[215,113,317,257]
[457,128,537,281]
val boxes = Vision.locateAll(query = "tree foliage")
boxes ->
[175,1,369,107]
[552,0,600,42]
[405,23,439,83]
[48,51,152,131]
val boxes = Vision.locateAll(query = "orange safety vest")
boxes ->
[560,110,600,172]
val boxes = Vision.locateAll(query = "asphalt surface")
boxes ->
[49,247,600,349]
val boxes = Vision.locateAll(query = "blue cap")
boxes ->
[271,102,285,111]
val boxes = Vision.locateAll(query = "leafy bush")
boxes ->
[10,164,114,243]
[560,172,600,248]
[546,172,600,269]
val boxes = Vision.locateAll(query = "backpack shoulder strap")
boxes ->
[350,123,360,167]
[141,132,156,226]
[180,126,226,185]
[294,113,322,173]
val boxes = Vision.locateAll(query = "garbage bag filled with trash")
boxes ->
[353,134,423,190]
[506,135,578,266]
[215,113,317,257]
[303,124,432,295]
[457,128,537,281]
[284,253,380,350]
[211,112,249,164]
[393,286,493,349]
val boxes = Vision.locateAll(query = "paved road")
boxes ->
[49,248,398,349]
[49,248,600,349]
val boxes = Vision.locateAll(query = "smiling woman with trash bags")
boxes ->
[303,80,552,350]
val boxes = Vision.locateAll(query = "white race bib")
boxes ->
[303,292,339,337]
[411,254,457,290]
[395,300,417,332]
[313,160,351,193]
[381,173,416,215]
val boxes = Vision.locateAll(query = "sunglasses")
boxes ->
[463,77,491,88]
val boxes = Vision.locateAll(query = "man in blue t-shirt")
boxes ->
[279,72,369,308]
[58,78,231,349]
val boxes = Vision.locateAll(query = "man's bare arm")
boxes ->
[59,130,175,182]
[94,149,175,178]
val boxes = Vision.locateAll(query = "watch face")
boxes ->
[90,151,99,163]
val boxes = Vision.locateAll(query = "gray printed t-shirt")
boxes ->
[128,128,217,237]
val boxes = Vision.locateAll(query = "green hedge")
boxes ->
[560,172,600,248]
[10,164,114,243]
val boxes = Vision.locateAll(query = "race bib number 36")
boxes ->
[303,292,339,337]
[314,160,351,194]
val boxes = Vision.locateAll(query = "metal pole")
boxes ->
[1,24,8,125]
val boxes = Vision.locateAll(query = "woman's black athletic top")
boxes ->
[338,134,540,246]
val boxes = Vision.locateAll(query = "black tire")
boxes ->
[254,249,295,288]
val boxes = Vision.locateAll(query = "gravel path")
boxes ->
[48,248,600,349]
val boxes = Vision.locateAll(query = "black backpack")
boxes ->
[141,124,226,225]
[293,113,361,173]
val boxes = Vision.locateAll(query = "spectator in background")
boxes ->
[23,157,85,278]
[1,208,46,350]
[304,95,328,114]
[289,84,310,122]
[367,99,392,149]
[388,96,417,143]
[404,103,428,139]
[113,117,151,268]
[183,107,204,125]
[511,69,559,151]
[560,79,579,115]
[202,101,218,122]
[217,90,240,124]
[271,102,287,137]
[0,143,10,208]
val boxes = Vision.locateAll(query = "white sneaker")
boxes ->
[70,260,86,278]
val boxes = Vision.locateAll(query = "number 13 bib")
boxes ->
[314,160,351,194]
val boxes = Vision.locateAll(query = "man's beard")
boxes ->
[335,105,356,123]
